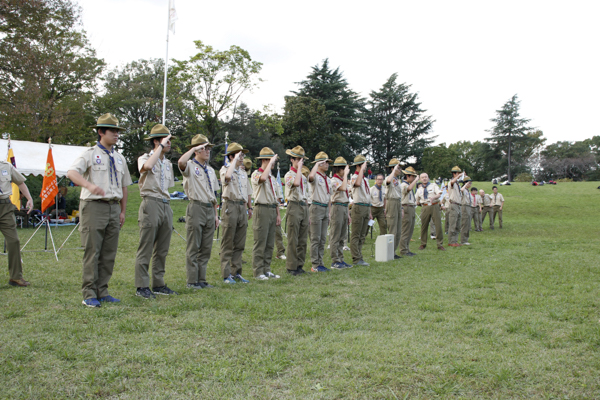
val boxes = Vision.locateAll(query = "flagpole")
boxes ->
[162,0,171,125]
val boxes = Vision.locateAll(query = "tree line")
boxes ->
[1,0,597,181]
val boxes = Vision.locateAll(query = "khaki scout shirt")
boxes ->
[476,194,483,207]
[461,186,472,206]
[448,180,462,204]
[284,168,308,202]
[370,185,385,207]
[310,172,331,205]
[401,181,416,206]
[180,159,219,204]
[350,172,371,205]
[331,174,349,203]
[481,193,491,207]
[275,178,284,201]
[415,182,441,206]
[0,161,25,199]
[491,193,505,207]
[385,176,402,200]
[241,172,250,200]
[69,145,132,201]
[219,166,246,202]
[442,196,451,210]
[137,152,174,200]
[251,169,278,204]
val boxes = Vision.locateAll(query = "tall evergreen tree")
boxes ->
[366,73,434,172]
[485,94,536,181]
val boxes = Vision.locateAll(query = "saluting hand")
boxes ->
[161,134,172,147]
[343,165,350,176]
[298,158,304,168]
[194,144,206,153]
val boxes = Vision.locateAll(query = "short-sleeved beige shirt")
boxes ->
[461,187,472,205]
[448,180,462,204]
[251,169,278,204]
[415,182,441,206]
[0,161,25,199]
[137,153,174,200]
[241,172,250,200]
[69,145,132,201]
[331,175,349,203]
[385,176,402,200]
[370,185,385,207]
[219,166,246,201]
[310,172,331,205]
[180,159,219,204]
[481,194,491,207]
[285,168,308,202]
[491,193,505,207]
[350,172,371,204]
[401,181,416,205]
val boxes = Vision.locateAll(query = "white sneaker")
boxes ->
[462,242,471,246]
[276,255,287,260]
[430,235,436,239]
[256,274,269,280]
[266,271,280,279]
[343,246,351,251]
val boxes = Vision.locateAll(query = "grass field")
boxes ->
[1,181,599,399]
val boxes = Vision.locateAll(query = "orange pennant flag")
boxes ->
[41,148,59,213]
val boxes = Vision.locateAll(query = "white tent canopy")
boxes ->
[0,139,90,177]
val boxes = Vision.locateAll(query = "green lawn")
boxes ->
[1,182,599,399]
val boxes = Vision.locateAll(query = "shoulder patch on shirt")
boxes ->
[2,170,8,176]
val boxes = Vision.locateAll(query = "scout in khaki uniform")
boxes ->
[241,157,252,208]
[415,173,445,250]
[442,194,450,235]
[219,143,251,284]
[399,166,419,256]
[0,162,33,287]
[480,189,493,229]
[472,188,483,232]
[459,177,473,245]
[68,113,133,307]
[274,177,286,260]
[385,159,403,259]
[350,155,372,266]
[329,157,351,269]
[447,166,463,247]
[308,152,332,273]
[177,135,220,289]
[370,174,387,235]
[284,146,309,275]
[134,124,176,299]
[251,148,281,280]
[491,186,505,229]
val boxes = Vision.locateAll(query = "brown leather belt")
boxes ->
[92,199,120,205]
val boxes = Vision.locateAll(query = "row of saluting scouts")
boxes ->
[0,113,503,307]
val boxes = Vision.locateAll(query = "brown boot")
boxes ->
[438,246,446,251]
[418,245,426,250]
[9,278,30,287]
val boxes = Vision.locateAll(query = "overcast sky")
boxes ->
[78,0,600,147]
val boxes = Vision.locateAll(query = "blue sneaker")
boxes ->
[99,295,121,303]
[312,265,330,272]
[330,262,344,270]
[82,298,101,308]
[224,275,236,284]
[234,274,249,283]
[342,261,352,268]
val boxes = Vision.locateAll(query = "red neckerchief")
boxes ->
[333,174,348,199]
[472,193,477,207]
[317,172,330,194]
[354,171,370,194]
[258,168,275,197]
[290,166,303,191]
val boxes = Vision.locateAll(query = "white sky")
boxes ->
[78,0,600,146]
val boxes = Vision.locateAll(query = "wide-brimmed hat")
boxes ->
[301,166,310,176]
[187,134,214,149]
[224,142,249,156]
[332,157,347,167]
[144,124,171,140]
[243,158,252,175]
[90,113,126,131]
[402,166,418,176]
[462,175,472,182]
[451,165,462,173]
[256,147,276,159]
[388,158,401,168]
[351,155,367,166]
[311,151,332,164]
[286,146,308,159]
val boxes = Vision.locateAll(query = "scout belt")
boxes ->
[333,202,348,207]
[355,202,371,207]
[289,200,307,206]
[311,201,328,207]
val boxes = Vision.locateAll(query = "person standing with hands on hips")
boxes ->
[178,135,220,290]
[68,113,132,307]
[134,124,177,299]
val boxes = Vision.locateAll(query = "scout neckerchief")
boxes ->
[402,180,415,203]
[258,168,276,197]
[472,193,477,207]
[97,142,119,187]
[375,184,382,202]
[317,171,330,194]
[290,166,304,192]
[354,170,370,194]
[333,174,348,200]
[233,167,243,198]
[193,158,213,193]
[422,182,429,201]
[149,150,165,192]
